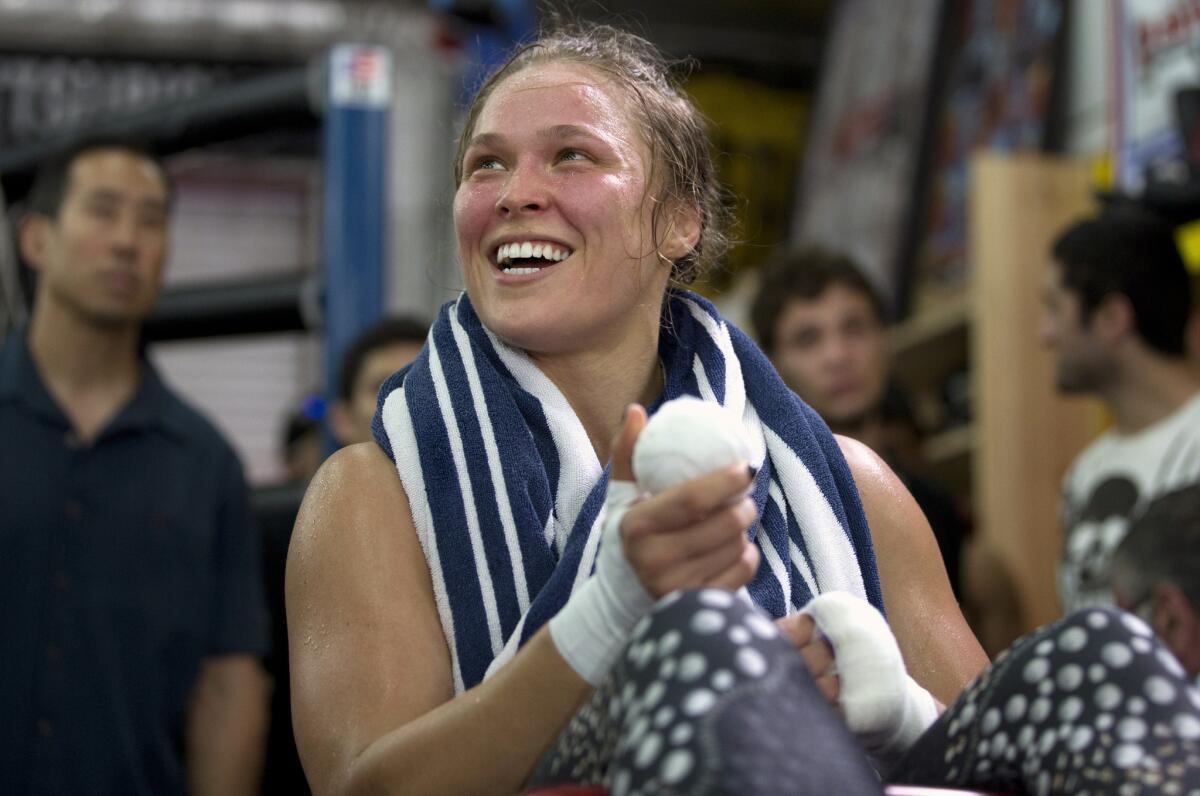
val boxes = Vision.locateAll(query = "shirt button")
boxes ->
[45,643,61,661]
[37,719,53,738]
[64,500,82,521]
[53,571,71,591]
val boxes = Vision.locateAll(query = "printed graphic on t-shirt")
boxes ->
[1060,476,1140,611]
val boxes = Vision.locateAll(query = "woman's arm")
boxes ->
[287,426,757,796]
[836,435,988,705]
[287,442,591,796]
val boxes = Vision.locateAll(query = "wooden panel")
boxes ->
[969,152,1107,632]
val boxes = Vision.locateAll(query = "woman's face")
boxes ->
[454,61,673,356]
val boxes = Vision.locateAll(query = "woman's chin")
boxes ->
[481,309,569,354]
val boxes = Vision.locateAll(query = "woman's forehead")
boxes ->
[480,61,633,124]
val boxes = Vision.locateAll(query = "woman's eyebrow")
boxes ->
[539,124,603,142]
[464,131,504,151]
[466,125,607,151]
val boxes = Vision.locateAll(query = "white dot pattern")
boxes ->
[1058,626,1088,652]
[697,588,733,608]
[1057,663,1084,690]
[736,647,767,678]
[1102,641,1134,668]
[660,749,693,784]
[1145,675,1176,705]
[683,689,716,716]
[533,598,1200,796]
[678,652,706,682]
[887,606,1200,795]
[690,609,724,634]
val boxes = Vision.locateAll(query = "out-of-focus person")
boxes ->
[0,138,269,795]
[750,247,970,595]
[329,315,427,446]
[1043,203,1200,614]
[280,402,323,484]
[1110,483,1200,681]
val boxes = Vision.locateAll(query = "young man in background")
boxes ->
[751,247,968,596]
[1044,204,1200,614]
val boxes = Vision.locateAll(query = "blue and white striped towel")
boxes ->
[373,289,883,693]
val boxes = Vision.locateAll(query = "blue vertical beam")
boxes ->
[323,44,392,451]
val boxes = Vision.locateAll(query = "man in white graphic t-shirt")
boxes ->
[1043,203,1200,613]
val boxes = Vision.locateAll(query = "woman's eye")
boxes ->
[557,149,589,163]
[469,156,503,172]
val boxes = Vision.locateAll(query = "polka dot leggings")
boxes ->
[893,606,1200,795]
[527,590,1200,796]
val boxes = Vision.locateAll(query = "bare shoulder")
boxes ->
[833,433,936,587]
[291,441,407,547]
[287,442,452,794]
[287,442,419,614]
[835,434,905,501]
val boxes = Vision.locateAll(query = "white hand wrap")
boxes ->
[632,396,753,495]
[800,591,939,770]
[548,480,653,686]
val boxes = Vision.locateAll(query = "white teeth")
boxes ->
[503,266,542,275]
[494,241,574,265]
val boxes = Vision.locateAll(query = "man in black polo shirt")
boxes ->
[0,140,269,794]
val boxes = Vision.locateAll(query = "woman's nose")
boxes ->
[495,166,548,216]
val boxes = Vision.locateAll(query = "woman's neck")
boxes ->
[532,318,663,464]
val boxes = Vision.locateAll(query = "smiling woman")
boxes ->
[283,22,1199,796]
[453,59,678,364]
[284,22,961,796]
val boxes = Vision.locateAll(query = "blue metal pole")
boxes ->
[322,44,392,453]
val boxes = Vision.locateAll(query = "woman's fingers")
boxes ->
[776,613,841,706]
[622,462,753,537]
[799,636,835,678]
[647,533,755,596]
[614,443,756,598]
[627,495,756,571]
[776,613,816,648]
[624,493,757,597]
[609,404,647,483]
[814,673,841,705]
[702,543,760,592]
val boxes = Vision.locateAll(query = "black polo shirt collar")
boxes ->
[0,326,187,444]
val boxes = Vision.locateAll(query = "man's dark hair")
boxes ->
[282,410,320,461]
[24,137,172,219]
[1111,484,1200,612]
[1051,203,1192,356]
[336,316,429,401]
[750,246,887,352]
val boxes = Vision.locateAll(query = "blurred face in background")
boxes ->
[22,148,170,328]
[771,283,889,429]
[1040,264,1111,394]
[332,341,423,446]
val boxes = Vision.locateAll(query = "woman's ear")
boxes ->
[658,201,701,262]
